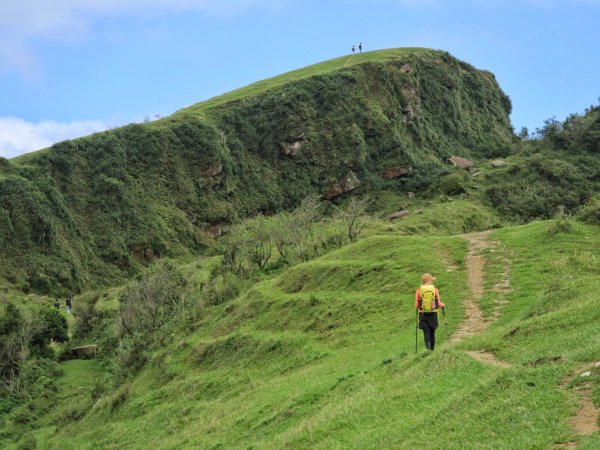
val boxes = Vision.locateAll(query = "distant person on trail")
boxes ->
[65,297,72,314]
[415,273,445,351]
[359,42,363,53]
[352,44,356,54]
[54,299,60,310]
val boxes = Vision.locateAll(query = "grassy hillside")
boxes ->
[176,48,433,113]
[2,48,599,449]
[0,48,514,295]
[3,215,599,449]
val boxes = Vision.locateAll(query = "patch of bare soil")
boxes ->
[454,233,599,447]
[466,350,511,369]
[452,231,493,340]
[557,366,600,447]
[570,385,600,435]
[450,231,511,369]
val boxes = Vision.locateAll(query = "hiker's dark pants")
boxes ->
[419,312,439,350]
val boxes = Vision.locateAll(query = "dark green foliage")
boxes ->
[483,102,600,222]
[0,303,25,391]
[72,294,101,339]
[0,303,21,335]
[0,303,66,426]
[577,194,600,225]
[29,308,69,357]
[437,169,469,195]
[0,49,514,294]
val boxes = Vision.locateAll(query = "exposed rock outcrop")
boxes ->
[382,165,412,179]
[131,244,156,261]
[280,141,303,156]
[206,225,222,238]
[64,345,97,360]
[491,159,506,167]
[323,171,361,199]
[387,210,409,221]
[404,105,415,121]
[201,165,223,177]
[399,63,412,74]
[448,156,474,170]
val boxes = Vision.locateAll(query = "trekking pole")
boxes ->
[415,310,418,354]
[442,306,449,340]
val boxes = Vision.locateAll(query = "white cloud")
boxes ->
[0,117,107,159]
[0,0,286,78]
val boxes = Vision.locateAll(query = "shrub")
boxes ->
[29,307,68,357]
[462,213,489,233]
[438,170,468,196]
[202,272,242,307]
[17,434,37,450]
[547,206,573,236]
[116,259,190,373]
[577,195,600,225]
[334,197,372,243]
[73,294,102,339]
[118,259,188,340]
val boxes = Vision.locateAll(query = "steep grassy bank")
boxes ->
[5,219,599,449]
[0,48,514,294]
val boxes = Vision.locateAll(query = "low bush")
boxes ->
[577,194,600,225]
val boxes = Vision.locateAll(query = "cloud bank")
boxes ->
[0,117,107,159]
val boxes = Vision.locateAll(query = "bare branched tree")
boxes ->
[335,197,372,242]
[118,260,188,340]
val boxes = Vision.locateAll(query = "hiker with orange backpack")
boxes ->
[415,273,445,351]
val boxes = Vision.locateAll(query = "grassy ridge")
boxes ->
[177,48,432,114]
[8,219,599,449]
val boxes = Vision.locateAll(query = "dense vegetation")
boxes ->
[483,103,600,222]
[0,48,514,296]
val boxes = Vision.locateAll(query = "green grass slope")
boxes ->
[0,48,514,295]
[177,48,433,113]
[8,219,600,449]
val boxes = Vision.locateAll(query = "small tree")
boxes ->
[219,224,250,276]
[518,126,529,141]
[0,303,67,393]
[271,213,293,263]
[0,303,27,391]
[335,197,372,242]
[29,308,68,357]
[118,259,188,340]
[245,216,273,270]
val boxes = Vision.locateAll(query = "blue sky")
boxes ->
[1,0,599,158]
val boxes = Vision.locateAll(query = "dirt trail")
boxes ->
[558,367,600,448]
[451,231,510,368]
[570,385,600,435]
[453,232,599,445]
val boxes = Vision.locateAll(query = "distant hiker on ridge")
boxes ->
[352,44,356,54]
[415,273,445,351]
[359,42,363,53]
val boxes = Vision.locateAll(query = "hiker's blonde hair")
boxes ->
[421,273,436,285]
